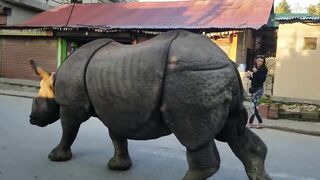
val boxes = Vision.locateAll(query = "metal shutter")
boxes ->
[1,37,57,80]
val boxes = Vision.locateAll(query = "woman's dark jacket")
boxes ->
[250,66,268,89]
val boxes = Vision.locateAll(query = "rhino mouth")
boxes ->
[29,116,48,127]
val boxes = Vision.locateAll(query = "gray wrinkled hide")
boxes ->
[41,30,271,180]
[55,30,240,149]
[163,31,239,149]
[86,32,179,139]
[55,39,114,112]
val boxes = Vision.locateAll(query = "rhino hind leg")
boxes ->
[107,131,132,171]
[183,141,220,180]
[49,106,90,161]
[226,128,272,180]
[220,109,271,180]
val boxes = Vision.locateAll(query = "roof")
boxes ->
[275,13,320,21]
[22,0,274,30]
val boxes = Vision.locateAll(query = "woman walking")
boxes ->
[247,55,268,129]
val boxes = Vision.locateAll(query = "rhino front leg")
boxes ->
[107,131,132,170]
[183,141,220,180]
[49,107,89,161]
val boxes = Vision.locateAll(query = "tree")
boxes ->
[307,1,320,16]
[275,0,291,14]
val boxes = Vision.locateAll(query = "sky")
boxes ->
[274,0,319,13]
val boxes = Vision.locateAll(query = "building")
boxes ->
[0,0,57,26]
[273,14,320,103]
[0,0,274,80]
[0,0,136,26]
[51,0,136,3]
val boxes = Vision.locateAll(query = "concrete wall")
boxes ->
[0,0,115,26]
[235,30,254,95]
[236,30,254,65]
[0,0,43,25]
[211,30,255,64]
[212,37,231,58]
[0,0,109,25]
[273,23,320,101]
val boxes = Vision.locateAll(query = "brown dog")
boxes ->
[29,60,55,98]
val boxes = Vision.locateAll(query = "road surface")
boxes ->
[0,95,319,180]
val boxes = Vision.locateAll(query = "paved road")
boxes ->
[0,95,319,180]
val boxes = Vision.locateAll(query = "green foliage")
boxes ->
[275,0,291,14]
[258,97,273,105]
[307,1,320,16]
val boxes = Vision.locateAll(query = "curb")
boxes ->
[265,125,320,137]
[0,90,36,99]
[0,78,39,88]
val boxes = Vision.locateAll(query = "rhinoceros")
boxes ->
[29,30,271,180]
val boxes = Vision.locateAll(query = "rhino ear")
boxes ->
[29,60,51,80]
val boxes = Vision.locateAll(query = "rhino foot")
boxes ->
[107,156,132,171]
[48,147,72,161]
[182,167,218,180]
[248,172,272,180]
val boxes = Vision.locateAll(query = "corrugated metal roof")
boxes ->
[22,0,274,30]
[275,13,320,21]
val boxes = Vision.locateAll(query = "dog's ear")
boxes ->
[29,59,39,75]
[29,59,51,79]
[49,73,56,88]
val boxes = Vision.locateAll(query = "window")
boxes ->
[303,37,317,50]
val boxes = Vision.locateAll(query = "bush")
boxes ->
[258,97,273,105]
